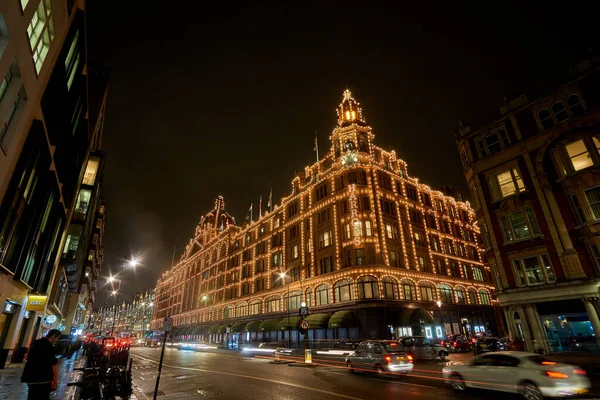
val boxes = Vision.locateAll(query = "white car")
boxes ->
[442,351,590,399]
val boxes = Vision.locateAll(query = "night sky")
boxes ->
[86,1,597,303]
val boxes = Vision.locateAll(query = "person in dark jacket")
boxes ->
[21,329,61,400]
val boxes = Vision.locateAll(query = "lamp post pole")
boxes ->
[436,300,443,339]
[280,272,290,348]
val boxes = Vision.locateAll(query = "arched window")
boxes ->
[538,109,554,130]
[266,296,281,313]
[334,279,354,302]
[382,277,398,299]
[455,286,466,304]
[419,283,435,302]
[479,290,491,305]
[357,276,379,299]
[315,284,330,306]
[305,288,313,307]
[567,94,585,116]
[236,303,247,317]
[439,284,454,303]
[249,301,262,315]
[284,290,302,310]
[552,102,569,122]
[468,288,478,304]
[401,280,417,301]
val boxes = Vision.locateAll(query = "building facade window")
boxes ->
[266,297,280,313]
[382,277,398,299]
[552,102,569,123]
[566,94,585,116]
[439,284,454,303]
[500,208,540,242]
[585,186,600,220]
[511,253,556,287]
[490,168,525,200]
[538,109,554,130]
[402,280,417,300]
[357,276,378,299]
[315,284,330,305]
[334,279,353,302]
[476,128,510,158]
[479,290,491,305]
[419,284,435,302]
[566,140,593,171]
[570,193,586,225]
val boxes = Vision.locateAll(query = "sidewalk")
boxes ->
[0,351,85,400]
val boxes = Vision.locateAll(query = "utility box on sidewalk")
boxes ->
[305,349,312,364]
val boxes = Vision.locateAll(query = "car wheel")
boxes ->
[522,382,543,400]
[438,351,447,361]
[346,362,354,373]
[450,373,466,391]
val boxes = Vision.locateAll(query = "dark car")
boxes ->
[473,337,506,355]
[562,336,600,353]
[441,334,472,352]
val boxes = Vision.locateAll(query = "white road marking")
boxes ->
[133,353,364,400]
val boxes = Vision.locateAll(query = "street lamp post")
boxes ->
[436,300,443,339]
[109,257,139,336]
[280,272,291,348]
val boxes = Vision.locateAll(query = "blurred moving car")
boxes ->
[346,340,413,375]
[474,337,507,355]
[442,334,472,352]
[442,351,590,399]
[398,336,449,360]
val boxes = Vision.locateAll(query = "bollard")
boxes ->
[304,349,312,364]
[274,348,281,362]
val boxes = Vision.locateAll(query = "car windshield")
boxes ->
[384,342,405,352]
[525,355,558,365]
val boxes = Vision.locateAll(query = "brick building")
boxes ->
[456,59,600,353]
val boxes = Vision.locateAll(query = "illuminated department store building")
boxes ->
[152,91,499,347]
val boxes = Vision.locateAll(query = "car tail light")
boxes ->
[407,355,414,363]
[574,369,586,375]
[384,355,392,363]
[545,371,568,379]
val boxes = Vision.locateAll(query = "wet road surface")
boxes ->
[129,347,599,400]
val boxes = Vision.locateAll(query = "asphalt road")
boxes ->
[128,347,540,400]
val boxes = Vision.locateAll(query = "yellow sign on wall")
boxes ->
[25,295,48,311]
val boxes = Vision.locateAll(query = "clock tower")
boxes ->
[330,90,375,167]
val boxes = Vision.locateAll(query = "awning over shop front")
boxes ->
[218,324,229,334]
[328,311,355,328]
[259,318,281,331]
[397,308,435,326]
[304,313,330,329]
[230,321,246,332]
[244,320,262,332]
[208,325,220,334]
[279,316,302,330]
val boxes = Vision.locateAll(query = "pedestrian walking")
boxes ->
[21,329,61,400]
